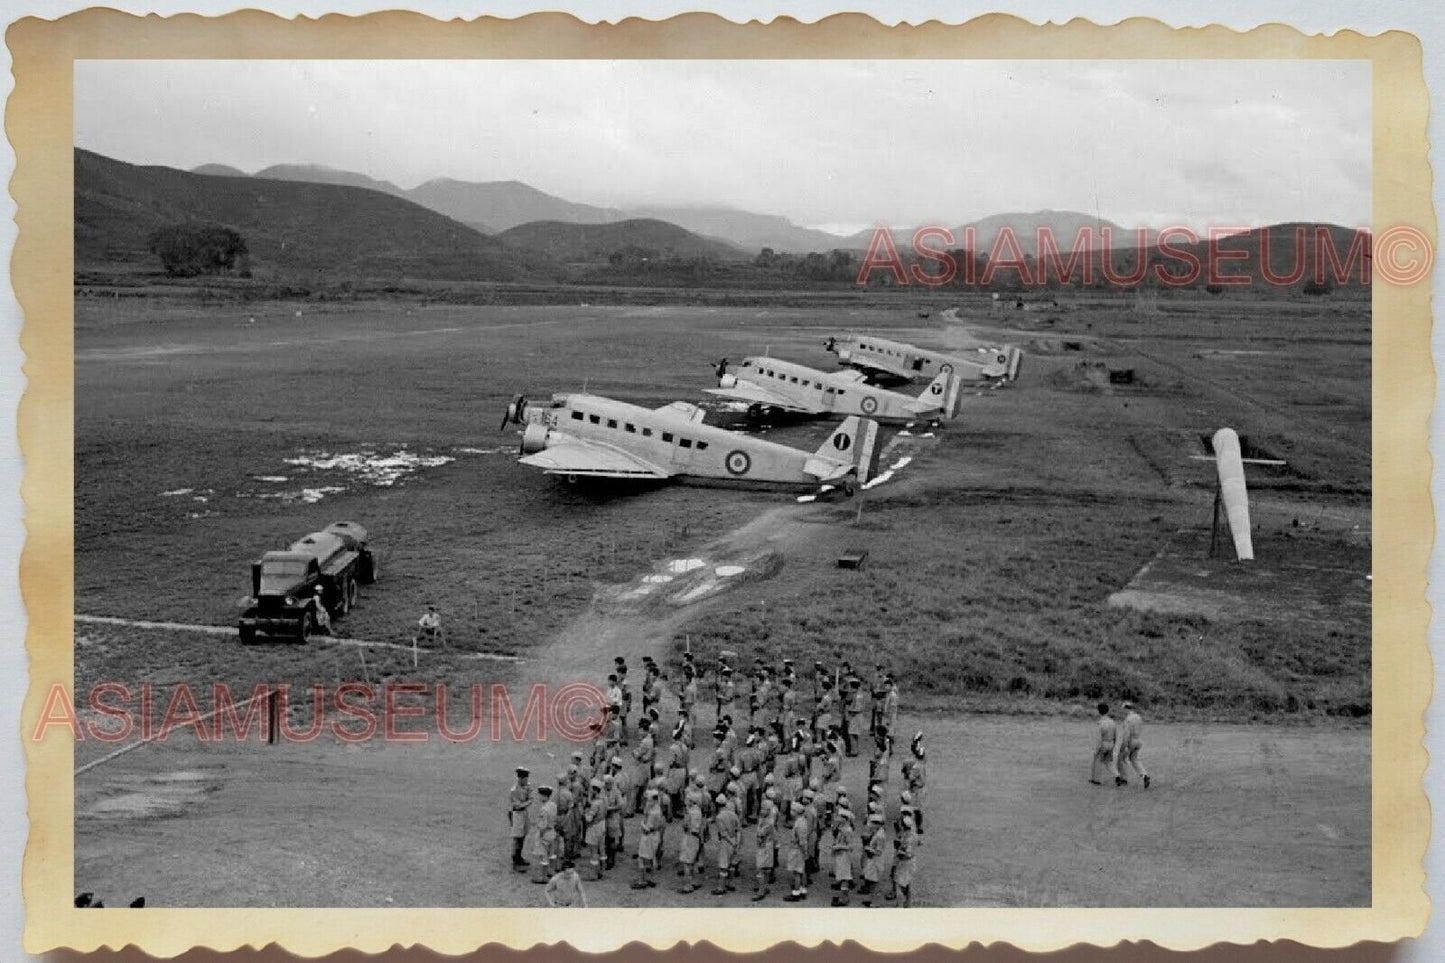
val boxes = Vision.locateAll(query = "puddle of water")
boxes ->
[284,449,455,487]
[666,558,706,575]
[254,475,288,483]
[159,488,193,497]
[642,574,675,584]
[300,486,347,504]
[716,565,746,577]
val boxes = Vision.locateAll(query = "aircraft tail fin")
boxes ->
[1006,347,1024,382]
[807,416,881,484]
[917,372,962,418]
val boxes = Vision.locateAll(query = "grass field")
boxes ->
[72,288,1371,906]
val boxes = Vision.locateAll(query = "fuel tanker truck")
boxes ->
[238,521,379,643]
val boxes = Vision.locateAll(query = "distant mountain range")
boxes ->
[76,149,1363,290]
[75,150,541,282]
[497,218,744,263]
[842,211,1157,254]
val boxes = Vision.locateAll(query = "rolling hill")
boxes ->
[78,150,545,282]
[844,210,1154,255]
[496,218,744,263]
[628,205,851,256]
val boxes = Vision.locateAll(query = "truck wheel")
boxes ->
[296,611,314,644]
[341,578,357,615]
[362,553,379,584]
[239,625,255,645]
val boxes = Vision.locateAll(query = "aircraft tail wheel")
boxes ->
[566,474,579,485]
[841,479,856,498]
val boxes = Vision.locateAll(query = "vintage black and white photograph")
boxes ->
[65,55,1375,912]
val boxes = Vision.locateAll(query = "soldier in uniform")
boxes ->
[663,727,689,818]
[889,813,917,906]
[416,604,442,644]
[779,676,798,743]
[603,772,625,870]
[784,800,810,901]
[616,657,633,746]
[716,665,736,729]
[508,767,532,871]
[869,664,887,738]
[676,706,695,751]
[859,812,888,906]
[677,788,705,893]
[1114,701,1151,788]
[904,732,928,835]
[737,731,762,823]
[632,788,665,889]
[868,730,893,794]
[631,717,656,814]
[680,667,699,720]
[830,808,857,906]
[814,676,838,744]
[544,860,587,907]
[712,794,741,895]
[882,674,900,738]
[842,674,864,757]
[583,778,606,879]
[532,785,558,883]
[554,770,577,862]
[752,791,779,901]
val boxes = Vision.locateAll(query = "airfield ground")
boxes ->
[72,289,1371,906]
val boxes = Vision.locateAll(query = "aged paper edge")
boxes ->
[10,8,1433,956]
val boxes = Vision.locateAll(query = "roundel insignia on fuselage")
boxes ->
[996,353,1007,365]
[929,382,943,395]
[832,433,853,452]
[860,395,879,414]
[725,450,752,476]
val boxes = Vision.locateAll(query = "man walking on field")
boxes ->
[1114,701,1151,789]
[1089,703,1118,785]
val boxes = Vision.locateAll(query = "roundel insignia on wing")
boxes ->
[940,362,954,374]
[725,450,752,476]
[860,395,879,414]
[832,433,853,452]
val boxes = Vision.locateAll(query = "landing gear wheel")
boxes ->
[239,625,256,645]
[746,403,764,422]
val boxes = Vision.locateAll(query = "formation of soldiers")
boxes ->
[507,653,926,906]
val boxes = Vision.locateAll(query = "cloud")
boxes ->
[75,59,1370,230]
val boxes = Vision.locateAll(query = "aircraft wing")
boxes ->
[654,401,708,423]
[849,356,913,380]
[519,439,672,479]
[704,381,818,414]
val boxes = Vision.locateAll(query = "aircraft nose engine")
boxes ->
[520,422,553,455]
[499,393,529,431]
[719,373,738,389]
[824,337,836,352]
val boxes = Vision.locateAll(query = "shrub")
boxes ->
[147,223,250,277]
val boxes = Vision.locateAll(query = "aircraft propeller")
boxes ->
[712,357,729,378]
[499,393,528,431]
[824,337,836,352]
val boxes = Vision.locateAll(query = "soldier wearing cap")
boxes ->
[664,728,689,817]
[889,813,917,906]
[583,778,607,879]
[680,667,699,719]
[508,767,532,871]
[716,664,736,728]
[859,812,888,906]
[532,785,559,883]
[1114,701,1151,788]
[752,792,779,901]
[737,731,762,823]
[830,807,857,906]
[677,789,705,893]
[843,674,865,757]
[616,658,633,745]
[903,732,928,835]
[801,787,822,880]
[603,770,625,870]
[784,800,810,901]
[642,664,664,718]
[554,770,577,862]
[712,794,741,895]
[631,717,656,815]
[868,730,893,794]
[676,706,695,751]
[814,675,838,743]
[882,674,900,738]
[779,676,799,743]
[632,788,665,889]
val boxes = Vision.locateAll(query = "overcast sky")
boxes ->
[75,59,1370,236]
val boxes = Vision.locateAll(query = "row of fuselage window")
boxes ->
[740,361,849,395]
[568,410,712,450]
